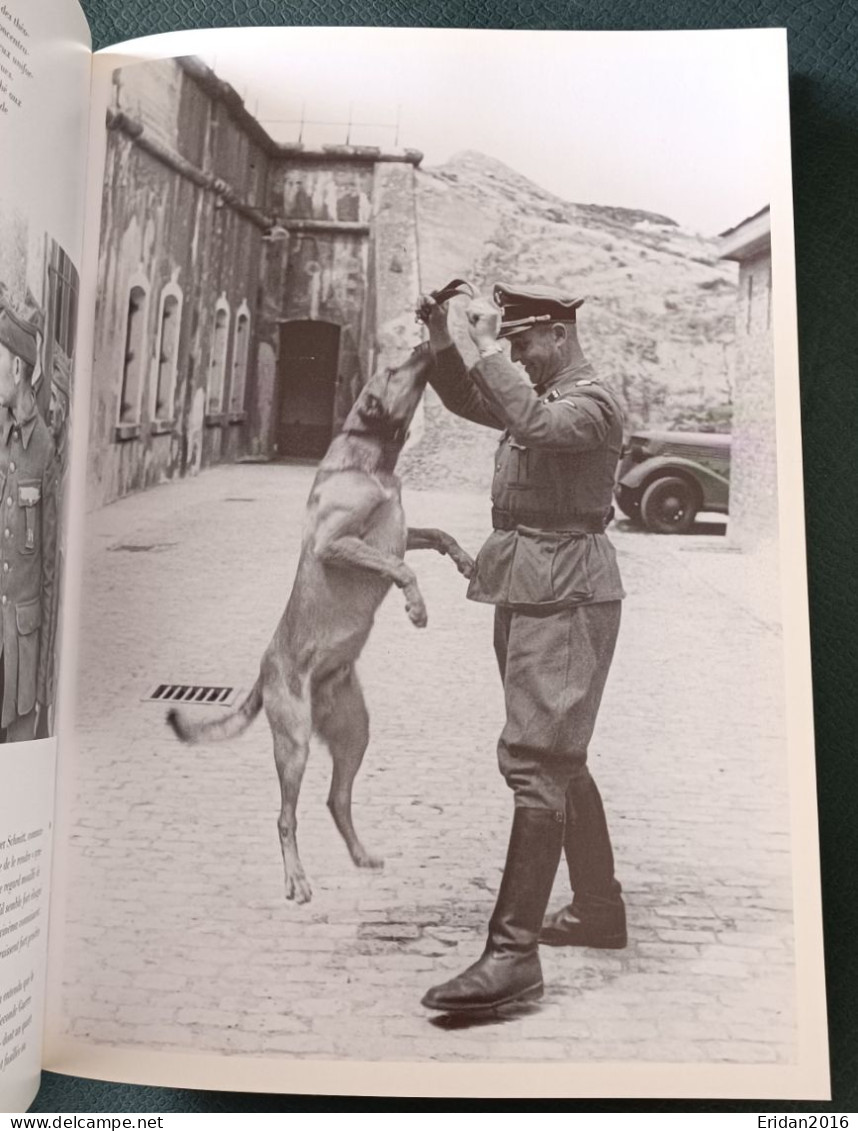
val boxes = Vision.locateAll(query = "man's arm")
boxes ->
[429,345,505,430]
[471,353,615,450]
[463,296,619,450]
[416,292,504,430]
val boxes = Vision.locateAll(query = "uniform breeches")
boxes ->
[493,600,621,811]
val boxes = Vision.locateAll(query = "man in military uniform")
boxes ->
[37,350,71,738]
[416,283,626,1012]
[0,303,58,743]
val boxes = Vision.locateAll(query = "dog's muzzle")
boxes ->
[345,409,411,445]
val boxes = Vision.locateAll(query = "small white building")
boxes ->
[719,206,778,551]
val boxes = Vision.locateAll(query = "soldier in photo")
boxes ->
[416,282,627,1012]
[38,348,71,737]
[0,302,58,743]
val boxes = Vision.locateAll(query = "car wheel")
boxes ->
[615,485,642,522]
[640,476,699,534]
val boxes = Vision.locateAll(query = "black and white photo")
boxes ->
[41,26,826,1100]
[0,199,77,743]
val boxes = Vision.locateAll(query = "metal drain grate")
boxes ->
[142,683,241,707]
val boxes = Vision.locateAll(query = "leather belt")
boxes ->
[491,506,613,534]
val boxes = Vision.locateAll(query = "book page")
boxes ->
[45,26,827,1100]
[0,0,90,1114]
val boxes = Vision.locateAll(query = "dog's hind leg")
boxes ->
[313,665,383,870]
[264,668,314,903]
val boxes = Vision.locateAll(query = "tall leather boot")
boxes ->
[422,807,565,1012]
[540,770,627,949]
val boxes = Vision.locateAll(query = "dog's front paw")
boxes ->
[452,551,475,579]
[404,585,428,627]
[406,598,428,628]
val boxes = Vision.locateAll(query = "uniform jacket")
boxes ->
[0,402,58,726]
[430,344,625,610]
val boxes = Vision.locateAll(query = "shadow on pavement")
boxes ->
[427,999,544,1031]
[613,517,727,538]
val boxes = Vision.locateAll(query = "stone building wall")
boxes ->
[264,157,374,441]
[87,60,270,510]
[88,57,423,506]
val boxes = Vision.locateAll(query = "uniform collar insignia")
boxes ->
[534,360,596,398]
[2,401,39,449]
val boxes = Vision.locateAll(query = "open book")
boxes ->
[0,0,829,1110]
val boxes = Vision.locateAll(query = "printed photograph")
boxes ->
[0,197,76,744]
[60,30,797,1074]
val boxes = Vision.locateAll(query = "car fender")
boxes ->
[617,456,729,508]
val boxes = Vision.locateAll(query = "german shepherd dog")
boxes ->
[167,341,474,903]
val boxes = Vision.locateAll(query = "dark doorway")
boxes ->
[276,320,340,458]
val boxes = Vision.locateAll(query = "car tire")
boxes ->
[615,485,642,522]
[640,475,699,534]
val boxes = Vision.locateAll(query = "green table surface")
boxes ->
[34,0,858,1113]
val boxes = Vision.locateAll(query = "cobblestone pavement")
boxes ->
[60,463,795,1065]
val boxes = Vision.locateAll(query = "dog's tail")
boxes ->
[166,679,263,745]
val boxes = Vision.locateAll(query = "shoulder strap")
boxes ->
[549,376,625,423]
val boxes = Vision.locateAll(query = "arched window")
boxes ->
[229,301,251,417]
[152,281,183,425]
[206,296,230,416]
[117,274,149,435]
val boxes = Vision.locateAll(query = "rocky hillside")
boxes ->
[399,150,738,493]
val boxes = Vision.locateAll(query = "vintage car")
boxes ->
[614,429,731,534]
